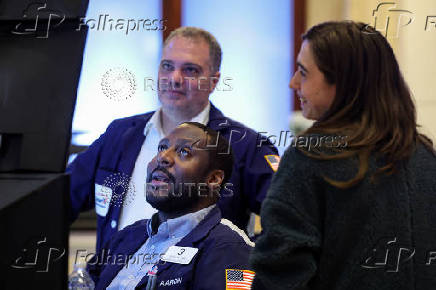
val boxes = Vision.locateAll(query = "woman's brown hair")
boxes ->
[299,21,434,188]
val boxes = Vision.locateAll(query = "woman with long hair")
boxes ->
[250,21,436,289]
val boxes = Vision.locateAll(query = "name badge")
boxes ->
[161,246,198,265]
[95,184,112,217]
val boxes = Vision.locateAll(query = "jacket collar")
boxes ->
[208,103,232,131]
[135,206,222,288]
[175,205,222,245]
[127,102,230,136]
[145,102,212,137]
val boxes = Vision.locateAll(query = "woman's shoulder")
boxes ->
[278,136,357,181]
[277,145,321,176]
[281,133,349,163]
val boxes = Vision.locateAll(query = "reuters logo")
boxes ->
[101,67,136,101]
[103,172,135,207]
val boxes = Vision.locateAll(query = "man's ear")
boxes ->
[206,169,224,187]
[209,71,221,93]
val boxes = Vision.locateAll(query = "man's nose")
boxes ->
[169,69,183,88]
[157,149,174,167]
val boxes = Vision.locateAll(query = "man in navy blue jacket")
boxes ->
[68,27,279,252]
[88,122,255,289]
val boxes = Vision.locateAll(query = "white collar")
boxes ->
[144,102,211,136]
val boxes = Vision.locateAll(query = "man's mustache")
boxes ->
[147,166,176,184]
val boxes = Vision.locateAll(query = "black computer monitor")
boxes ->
[0,26,87,172]
[0,1,89,172]
[0,2,89,289]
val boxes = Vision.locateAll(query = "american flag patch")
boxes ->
[225,269,255,290]
[264,155,281,172]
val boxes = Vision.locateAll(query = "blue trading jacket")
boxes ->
[67,103,278,252]
[88,206,254,290]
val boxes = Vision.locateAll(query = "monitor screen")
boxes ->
[0,21,87,172]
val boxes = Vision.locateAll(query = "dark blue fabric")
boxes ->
[88,206,253,290]
[67,103,278,252]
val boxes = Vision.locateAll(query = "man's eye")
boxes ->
[161,63,172,71]
[158,144,167,152]
[179,148,190,157]
[183,67,199,75]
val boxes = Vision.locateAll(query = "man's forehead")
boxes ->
[161,37,210,63]
[164,36,205,49]
[165,126,208,146]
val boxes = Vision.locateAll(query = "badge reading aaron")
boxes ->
[264,155,281,172]
[225,269,255,289]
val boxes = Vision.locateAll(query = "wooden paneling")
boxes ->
[293,0,306,111]
[162,0,182,41]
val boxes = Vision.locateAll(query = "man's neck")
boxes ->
[160,103,208,135]
[160,111,181,136]
[157,207,198,225]
[156,201,215,227]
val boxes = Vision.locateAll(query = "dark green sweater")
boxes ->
[250,143,436,289]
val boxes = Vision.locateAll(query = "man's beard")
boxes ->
[146,167,203,214]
